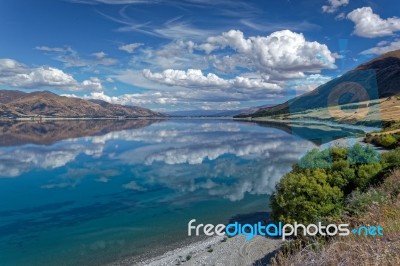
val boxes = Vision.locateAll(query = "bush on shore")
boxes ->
[271,169,400,266]
[271,144,381,224]
[365,133,400,149]
[269,144,400,266]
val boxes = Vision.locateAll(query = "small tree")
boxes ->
[380,134,397,148]
[271,144,383,225]
[382,148,400,167]
[299,148,332,168]
[356,163,382,189]
[271,169,344,224]
[348,144,379,164]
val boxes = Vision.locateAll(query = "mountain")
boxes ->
[0,90,165,118]
[167,105,271,117]
[87,99,163,117]
[167,109,245,117]
[0,90,27,104]
[239,49,400,119]
[167,109,225,117]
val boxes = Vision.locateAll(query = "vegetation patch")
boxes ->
[270,144,400,265]
[366,132,400,149]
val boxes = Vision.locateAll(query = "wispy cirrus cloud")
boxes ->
[35,46,118,67]
[29,25,337,111]
[69,0,260,17]
[66,27,336,111]
[27,2,338,112]
[240,19,320,32]
[133,40,207,70]
[96,10,219,41]
[68,0,153,3]
[152,18,218,40]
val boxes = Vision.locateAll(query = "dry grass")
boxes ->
[270,170,400,266]
[277,96,400,124]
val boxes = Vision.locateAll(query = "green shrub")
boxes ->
[348,144,379,164]
[382,148,400,168]
[271,144,383,224]
[271,169,344,224]
[332,147,347,161]
[330,160,354,190]
[365,133,399,149]
[355,163,382,189]
[299,148,332,168]
[380,134,398,148]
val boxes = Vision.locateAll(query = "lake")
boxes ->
[0,119,365,266]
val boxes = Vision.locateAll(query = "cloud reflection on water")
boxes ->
[0,120,316,202]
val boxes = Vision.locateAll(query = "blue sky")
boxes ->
[0,0,400,112]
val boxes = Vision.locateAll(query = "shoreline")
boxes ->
[105,124,374,266]
[0,116,234,122]
[12,116,167,121]
[234,116,380,133]
[106,133,384,266]
[109,235,282,266]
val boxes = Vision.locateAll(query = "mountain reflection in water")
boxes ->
[0,119,363,266]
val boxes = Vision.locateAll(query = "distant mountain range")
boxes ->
[0,90,164,118]
[167,106,267,117]
[237,49,400,118]
[167,109,230,117]
[3,50,399,120]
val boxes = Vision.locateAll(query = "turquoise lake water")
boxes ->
[0,119,364,266]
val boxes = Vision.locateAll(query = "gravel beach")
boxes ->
[110,235,282,266]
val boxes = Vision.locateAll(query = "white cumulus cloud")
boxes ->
[81,77,104,92]
[197,29,336,80]
[142,68,282,91]
[0,58,104,92]
[0,65,76,88]
[347,7,400,38]
[322,0,349,13]
[0,58,27,77]
[72,91,179,106]
[360,39,400,55]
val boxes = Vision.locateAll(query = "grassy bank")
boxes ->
[269,145,400,265]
